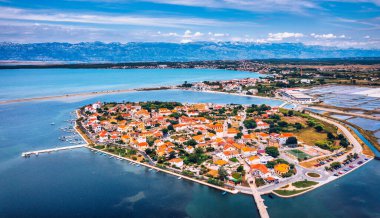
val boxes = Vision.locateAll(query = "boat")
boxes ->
[178,176,182,180]
[222,191,227,195]
[50,122,55,125]
[148,168,153,171]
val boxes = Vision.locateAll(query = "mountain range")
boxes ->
[1,42,380,63]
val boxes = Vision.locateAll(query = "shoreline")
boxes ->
[269,112,375,198]
[0,86,282,106]
[0,87,174,105]
[86,146,239,194]
[73,109,239,195]
[72,106,372,200]
[271,157,373,198]
[182,89,281,101]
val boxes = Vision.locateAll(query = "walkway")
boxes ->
[21,144,86,157]
[237,157,270,218]
[246,175,270,218]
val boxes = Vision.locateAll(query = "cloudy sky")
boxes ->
[0,0,379,48]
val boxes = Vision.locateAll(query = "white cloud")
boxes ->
[158,30,206,39]
[267,32,304,41]
[0,6,232,28]
[364,35,371,38]
[142,0,318,13]
[213,33,228,37]
[193,31,204,37]
[310,33,346,39]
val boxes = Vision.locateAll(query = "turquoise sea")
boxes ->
[0,69,380,218]
[0,68,260,101]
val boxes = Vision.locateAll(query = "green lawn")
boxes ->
[307,172,321,178]
[273,188,310,196]
[286,149,313,160]
[292,180,318,188]
[229,157,238,162]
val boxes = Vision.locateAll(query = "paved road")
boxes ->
[308,113,363,154]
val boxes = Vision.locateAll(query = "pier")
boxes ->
[21,144,87,157]
[247,175,270,218]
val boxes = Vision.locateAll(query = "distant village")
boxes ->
[180,77,319,104]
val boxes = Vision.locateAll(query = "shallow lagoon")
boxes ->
[0,68,258,101]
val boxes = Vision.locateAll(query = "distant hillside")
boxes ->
[1,42,380,62]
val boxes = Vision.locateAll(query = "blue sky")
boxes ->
[0,0,379,48]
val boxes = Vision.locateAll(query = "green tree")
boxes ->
[218,167,228,181]
[234,132,243,139]
[278,121,288,127]
[243,120,257,129]
[237,165,244,172]
[330,162,341,169]
[327,132,335,140]
[265,146,280,158]
[315,125,323,132]
[162,128,169,135]
[294,122,303,130]
[266,161,276,168]
[286,136,298,145]
[184,139,197,147]
[340,138,349,148]
[307,120,316,127]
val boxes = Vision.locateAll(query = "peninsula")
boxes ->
[75,100,372,200]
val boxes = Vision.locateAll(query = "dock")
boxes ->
[21,144,87,157]
[247,175,270,218]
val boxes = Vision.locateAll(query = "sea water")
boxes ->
[0,68,260,101]
[1,69,380,217]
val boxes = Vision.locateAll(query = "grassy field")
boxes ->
[286,149,313,160]
[292,180,318,188]
[273,188,311,196]
[281,116,307,125]
[307,172,321,178]
[294,127,328,146]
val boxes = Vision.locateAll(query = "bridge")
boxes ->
[246,175,270,218]
[21,144,87,157]
[237,156,270,218]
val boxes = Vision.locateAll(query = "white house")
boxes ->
[169,158,184,168]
